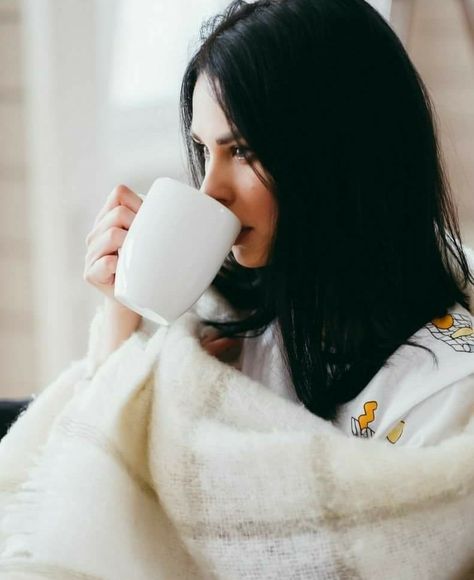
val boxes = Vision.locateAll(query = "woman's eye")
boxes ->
[232,146,253,161]
[194,142,253,162]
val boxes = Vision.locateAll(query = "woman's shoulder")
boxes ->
[334,302,474,447]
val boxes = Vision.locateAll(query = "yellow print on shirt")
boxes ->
[386,420,406,444]
[351,400,378,439]
[427,313,474,353]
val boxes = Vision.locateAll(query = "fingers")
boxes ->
[84,226,128,269]
[84,254,118,287]
[200,335,243,363]
[200,326,221,344]
[83,184,143,300]
[85,204,135,246]
[93,184,142,229]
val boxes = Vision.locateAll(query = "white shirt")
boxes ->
[237,302,474,447]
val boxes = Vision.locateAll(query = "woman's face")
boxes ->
[191,74,277,268]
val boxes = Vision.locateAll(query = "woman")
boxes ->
[82,0,474,446]
[179,0,474,443]
[2,1,473,578]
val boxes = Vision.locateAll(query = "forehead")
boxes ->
[191,74,230,131]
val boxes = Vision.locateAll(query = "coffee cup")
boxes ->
[114,177,241,325]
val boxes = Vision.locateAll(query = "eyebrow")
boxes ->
[190,129,243,146]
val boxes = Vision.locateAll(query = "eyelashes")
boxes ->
[193,141,254,162]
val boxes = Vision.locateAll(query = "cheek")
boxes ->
[241,166,277,225]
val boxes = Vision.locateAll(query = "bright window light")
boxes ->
[109,0,228,108]
[367,0,392,21]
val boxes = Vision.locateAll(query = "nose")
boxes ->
[199,164,234,209]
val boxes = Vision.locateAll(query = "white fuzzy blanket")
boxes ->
[0,288,474,579]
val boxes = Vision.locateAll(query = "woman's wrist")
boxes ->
[104,297,140,317]
[100,298,142,361]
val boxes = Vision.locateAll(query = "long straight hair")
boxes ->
[179,0,474,421]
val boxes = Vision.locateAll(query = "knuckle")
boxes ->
[107,226,121,242]
[114,204,129,222]
[100,256,114,276]
[109,184,128,202]
[103,254,116,268]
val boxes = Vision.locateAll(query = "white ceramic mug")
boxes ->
[114,177,241,325]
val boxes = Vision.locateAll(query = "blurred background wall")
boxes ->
[0,0,473,398]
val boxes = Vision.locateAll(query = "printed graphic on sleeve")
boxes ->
[386,420,405,444]
[426,313,474,353]
[351,400,377,438]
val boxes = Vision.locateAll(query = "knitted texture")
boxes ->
[0,251,473,579]
[0,299,473,578]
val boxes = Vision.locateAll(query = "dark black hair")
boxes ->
[179,0,474,421]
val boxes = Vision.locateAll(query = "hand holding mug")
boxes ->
[83,185,144,306]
